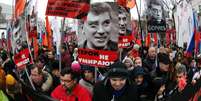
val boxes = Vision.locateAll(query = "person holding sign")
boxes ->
[80,2,118,51]
[93,61,138,101]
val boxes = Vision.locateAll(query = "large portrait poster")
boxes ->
[146,0,166,33]
[12,16,32,69]
[117,5,132,48]
[77,2,119,67]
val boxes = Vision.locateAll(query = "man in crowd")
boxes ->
[79,65,95,95]
[93,61,138,101]
[80,2,117,51]
[143,47,158,73]
[51,68,92,101]
[155,63,188,101]
[29,64,53,95]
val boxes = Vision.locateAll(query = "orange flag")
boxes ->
[45,16,53,51]
[42,33,48,47]
[15,0,26,18]
[126,0,136,8]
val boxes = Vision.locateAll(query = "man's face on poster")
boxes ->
[83,12,112,49]
[119,12,127,35]
[150,4,162,22]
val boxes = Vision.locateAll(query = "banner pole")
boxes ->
[59,18,65,73]
[95,67,97,83]
[25,67,36,90]
[135,0,144,55]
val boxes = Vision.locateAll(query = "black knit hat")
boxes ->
[131,67,146,78]
[106,61,129,78]
[81,65,95,72]
[158,53,170,65]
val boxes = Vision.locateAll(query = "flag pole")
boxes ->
[59,18,65,73]
[135,0,144,55]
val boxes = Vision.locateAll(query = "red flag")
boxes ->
[153,33,158,45]
[195,31,200,54]
[145,33,151,47]
[42,33,48,47]
[166,32,170,47]
[117,0,127,7]
[32,29,38,60]
[45,16,53,51]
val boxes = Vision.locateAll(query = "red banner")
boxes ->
[78,48,118,67]
[46,0,89,19]
[14,48,32,69]
[118,35,133,48]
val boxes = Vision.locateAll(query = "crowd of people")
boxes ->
[0,39,201,101]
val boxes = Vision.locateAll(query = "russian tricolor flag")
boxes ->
[186,12,198,56]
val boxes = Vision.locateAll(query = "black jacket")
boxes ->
[93,78,138,101]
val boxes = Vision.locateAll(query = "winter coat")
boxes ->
[51,84,92,101]
[93,78,138,101]
[79,78,94,95]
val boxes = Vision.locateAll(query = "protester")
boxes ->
[134,57,143,67]
[51,68,92,101]
[122,57,135,71]
[143,47,158,73]
[51,61,61,89]
[5,74,28,101]
[29,64,53,95]
[155,63,188,101]
[150,53,170,99]
[80,2,118,51]
[192,54,201,84]
[131,67,151,100]
[79,65,95,95]
[93,61,138,101]
[60,43,73,68]
[0,50,15,75]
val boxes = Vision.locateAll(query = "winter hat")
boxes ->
[131,66,145,78]
[6,74,16,86]
[122,57,134,65]
[158,53,170,65]
[107,61,129,78]
[71,61,81,72]
[133,44,140,51]
[81,65,95,72]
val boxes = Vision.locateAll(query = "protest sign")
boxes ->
[78,48,118,67]
[46,0,90,19]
